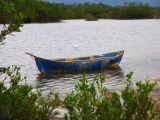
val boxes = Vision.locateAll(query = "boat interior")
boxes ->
[53,50,124,62]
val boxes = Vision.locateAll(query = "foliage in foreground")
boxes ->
[0,66,62,120]
[64,72,156,120]
[0,66,157,120]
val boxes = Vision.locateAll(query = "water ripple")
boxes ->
[0,19,160,96]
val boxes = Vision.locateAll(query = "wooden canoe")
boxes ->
[26,50,124,75]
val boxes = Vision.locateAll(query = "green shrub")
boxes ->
[64,72,156,120]
[1,0,160,24]
[0,0,23,43]
[122,72,156,120]
[0,66,61,120]
[0,66,157,120]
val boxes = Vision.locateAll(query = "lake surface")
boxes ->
[0,19,160,97]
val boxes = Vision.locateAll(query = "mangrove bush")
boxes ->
[0,66,62,120]
[64,72,156,120]
[0,0,160,23]
[0,66,157,120]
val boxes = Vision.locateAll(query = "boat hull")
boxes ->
[28,51,124,75]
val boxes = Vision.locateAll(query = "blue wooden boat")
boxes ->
[26,50,124,75]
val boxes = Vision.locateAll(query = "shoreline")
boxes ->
[0,18,160,25]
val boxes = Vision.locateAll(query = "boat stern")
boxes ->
[109,50,124,68]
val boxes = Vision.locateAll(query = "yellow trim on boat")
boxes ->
[89,56,94,61]
[119,50,124,55]
[110,62,119,68]
[39,69,46,77]
[51,50,124,63]
[81,61,87,64]
[64,58,75,62]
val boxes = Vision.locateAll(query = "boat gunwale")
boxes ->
[47,50,124,63]
[26,50,124,63]
[51,50,124,63]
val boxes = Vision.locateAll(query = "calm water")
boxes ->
[0,19,160,96]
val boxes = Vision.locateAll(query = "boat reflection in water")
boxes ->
[36,67,125,97]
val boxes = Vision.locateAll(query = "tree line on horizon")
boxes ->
[0,0,160,23]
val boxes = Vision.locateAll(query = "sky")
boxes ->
[48,0,160,7]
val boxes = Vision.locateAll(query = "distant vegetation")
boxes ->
[0,0,23,43]
[0,0,160,23]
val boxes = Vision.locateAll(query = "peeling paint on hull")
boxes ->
[27,50,124,75]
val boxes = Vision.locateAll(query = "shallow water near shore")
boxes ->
[0,19,160,97]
